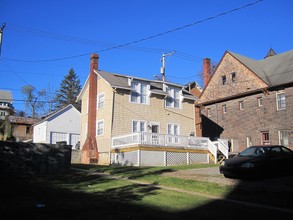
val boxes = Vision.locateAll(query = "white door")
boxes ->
[151,124,160,145]
[51,132,68,144]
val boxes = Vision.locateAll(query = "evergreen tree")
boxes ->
[55,68,81,111]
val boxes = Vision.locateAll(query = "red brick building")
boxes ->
[196,49,293,152]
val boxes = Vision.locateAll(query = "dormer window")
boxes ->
[165,86,180,109]
[130,80,149,104]
[221,75,227,85]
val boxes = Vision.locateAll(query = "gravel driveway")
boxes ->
[163,166,293,192]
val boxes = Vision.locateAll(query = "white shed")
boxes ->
[33,104,81,149]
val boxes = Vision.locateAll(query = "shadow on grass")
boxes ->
[73,163,175,179]
[1,166,293,219]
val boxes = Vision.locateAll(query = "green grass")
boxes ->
[34,168,212,213]
[71,163,228,196]
[131,188,210,212]
[2,164,293,219]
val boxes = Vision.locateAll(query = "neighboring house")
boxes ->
[0,90,14,120]
[77,54,202,165]
[196,49,293,152]
[3,116,39,141]
[33,104,81,148]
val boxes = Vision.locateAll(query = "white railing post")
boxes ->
[218,139,229,158]
[208,139,218,164]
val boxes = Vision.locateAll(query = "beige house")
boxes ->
[76,54,221,166]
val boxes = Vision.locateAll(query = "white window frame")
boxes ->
[257,97,263,107]
[132,120,147,143]
[96,120,104,136]
[278,130,290,148]
[207,108,211,117]
[97,93,105,109]
[276,91,286,110]
[130,81,149,104]
[132,120,147,133]
[222,105,227,114]
[167,123,180,144]
[239,101,244,110]
[165,86,181,109]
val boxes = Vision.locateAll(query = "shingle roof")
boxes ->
[96,70,198,100]
[98,71,131,90]
[77,70,198,101]
[229,49,293,87]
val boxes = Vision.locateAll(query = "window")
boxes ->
[130,81,148,104]
[231,72,236,82]
[26,126,30,134]
[167,124,180,144]
[222,105,227,114]
[257,97,263,107]
[276,92,286,110]
[221,75,227,85]
[279,130,289,148]
[96,120,104,136]
[239,101,244,110]
[97,93,105,109]
[207,108,211,117]
[261,131,270,145]
[132,120,147,142]
[132,120,146,133]
[165,86,180,109]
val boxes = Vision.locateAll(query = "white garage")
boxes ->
[33,105,81,149]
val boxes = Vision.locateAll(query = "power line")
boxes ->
[0,57,32,85]
[2,0,263,63]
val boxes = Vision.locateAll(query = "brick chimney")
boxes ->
[203,58,211,87]
[81,54,99,164]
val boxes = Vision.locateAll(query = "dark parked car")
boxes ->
[219,145,293,178]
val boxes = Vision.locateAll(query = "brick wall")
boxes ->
[201,86,293,151]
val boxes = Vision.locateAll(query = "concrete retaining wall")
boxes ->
[0,141,72,175]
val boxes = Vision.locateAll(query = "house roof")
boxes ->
[229,49,293,87]
[33,104,80,126]
[0,90,13,103]
[8,116,39,125]
[77,70,198,101]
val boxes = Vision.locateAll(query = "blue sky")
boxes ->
[0,0,292,114]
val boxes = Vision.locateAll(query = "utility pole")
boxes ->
[160,51,175,82]
[0,23,6,57]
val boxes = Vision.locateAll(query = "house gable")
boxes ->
[199,51,268,103]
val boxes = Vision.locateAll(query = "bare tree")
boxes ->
[21,85,46,118]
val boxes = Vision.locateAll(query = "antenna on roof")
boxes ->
[160,51,175,82]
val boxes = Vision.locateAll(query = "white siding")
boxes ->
[33,121,47,143]
[33,105,81,145]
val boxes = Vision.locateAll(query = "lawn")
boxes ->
[1,164,292,219]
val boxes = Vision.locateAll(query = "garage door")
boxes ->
[50,132,68,144]
[70,133,80,149]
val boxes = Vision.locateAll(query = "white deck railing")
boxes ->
[112,133,230,164]
[112,132,211,149]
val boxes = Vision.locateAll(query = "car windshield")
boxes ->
[239,147,267,157]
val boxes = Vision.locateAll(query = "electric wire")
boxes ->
[2,0,263,63]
